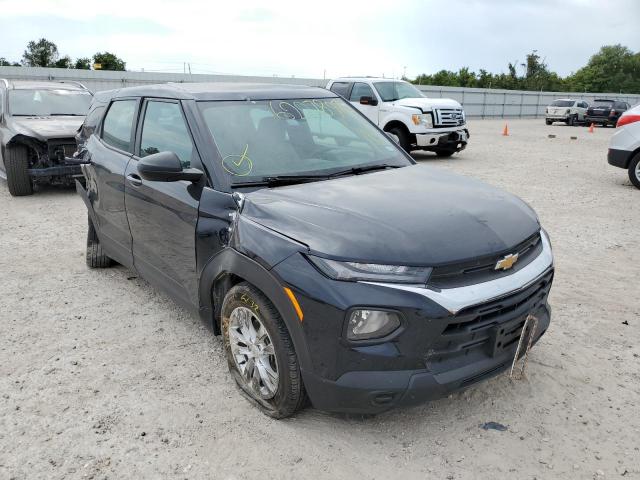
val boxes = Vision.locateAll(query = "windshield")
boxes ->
[593,100,614,107]
[198,98,410,184]
[9,89,92,116]
[373,82,424,102]
[551,100,574,107]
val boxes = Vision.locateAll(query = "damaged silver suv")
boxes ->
[0,79,92,196]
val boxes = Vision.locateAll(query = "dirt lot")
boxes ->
[1,119,638,480]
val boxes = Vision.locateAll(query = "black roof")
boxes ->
[109,82,337,101]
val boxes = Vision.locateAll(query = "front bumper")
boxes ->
[302,304,550,413]
[28,164,82,178]
[546,115,569,121]
[273,231,555,414]
[415,128,468,150]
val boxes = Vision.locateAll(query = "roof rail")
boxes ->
[59,80,89,91]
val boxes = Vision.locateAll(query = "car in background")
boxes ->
[327,77,468,157]
[0,79,92,196]
[608,103,640,189]
[545,99,588,126]
[76,82,553,417]
[585,99,630,127]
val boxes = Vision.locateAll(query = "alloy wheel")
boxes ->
[228,306,279,399]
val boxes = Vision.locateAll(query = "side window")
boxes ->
[102,100,136,152]
[349,82,375,102]
[139,101,194,168]
[329,82,351,99]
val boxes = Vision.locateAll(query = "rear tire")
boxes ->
[628,154,640,190]
[5,146,33,196]
[386,126,411,152]
[221,282,306,419]
[86,216,114,268]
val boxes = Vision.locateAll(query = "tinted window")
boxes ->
[329,82,351,99]
[139,101,194,168]
[102,100,136,152]
[198,98,408,183]
[614,102,627,110]
[349,82,375,102]
[551,100,574,107]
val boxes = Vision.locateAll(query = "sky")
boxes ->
[0,0,638,79]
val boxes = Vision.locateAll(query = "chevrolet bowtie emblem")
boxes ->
[495,253,519,270]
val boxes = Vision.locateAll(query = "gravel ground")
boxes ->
[0,119,638,480]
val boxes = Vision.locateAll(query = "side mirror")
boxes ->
[137,151,203,183]
[360,96,378,106]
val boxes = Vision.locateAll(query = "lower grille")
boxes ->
[424,269,553,374]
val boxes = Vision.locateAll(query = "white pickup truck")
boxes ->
[326,77,469,156]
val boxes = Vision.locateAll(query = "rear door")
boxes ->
[86,98,139,268]
[124,98,203,307]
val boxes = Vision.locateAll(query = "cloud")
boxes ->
[0,0,638,78]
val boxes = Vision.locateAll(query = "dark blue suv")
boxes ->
[77,82,554,417]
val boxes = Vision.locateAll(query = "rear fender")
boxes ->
[76,179,99,230]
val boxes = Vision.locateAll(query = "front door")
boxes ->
[349,82,379,124]
[124,98,204,308]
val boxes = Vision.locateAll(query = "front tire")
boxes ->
[386,126,411,152]
[545,119,552,125]
[86,216,114,268]
[5,146,33,196]
[222,283,306,418]
[628,153,640,190]
[434,148,456,158]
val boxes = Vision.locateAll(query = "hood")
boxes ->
[241,165,540,266]
[394,97,462,112]
[9,116,84,141]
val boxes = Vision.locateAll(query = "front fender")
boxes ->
[198,248,313,374]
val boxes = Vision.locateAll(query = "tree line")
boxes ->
[0,38,126,71]
[409,45,640,94]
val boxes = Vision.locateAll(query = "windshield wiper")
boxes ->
[231,165,402,188]
[49,113,84,116]
[328,164,401,178]
[232,174,329,188]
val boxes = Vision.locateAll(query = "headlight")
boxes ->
[347,309,402,340]
[307,255,432,284]
[411,113,433,128]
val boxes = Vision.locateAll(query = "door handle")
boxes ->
[126,173,143,187]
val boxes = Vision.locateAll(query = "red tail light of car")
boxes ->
[617,114,640,128]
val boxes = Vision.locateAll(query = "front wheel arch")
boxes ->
[198,249,313,372]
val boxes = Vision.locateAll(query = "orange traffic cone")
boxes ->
[502,124,509,136]
[588,123,595,133]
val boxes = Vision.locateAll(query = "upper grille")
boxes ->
[428,232,542,289]
[434,108,465,127]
